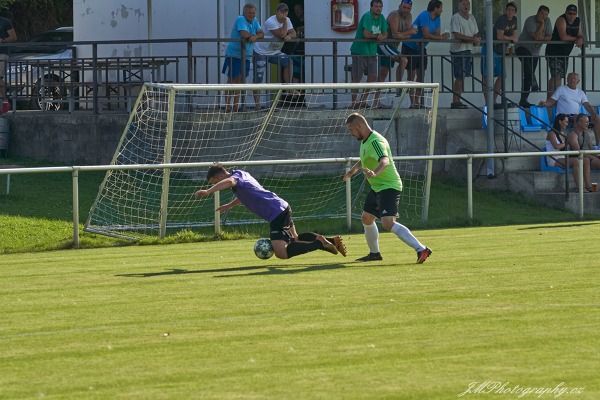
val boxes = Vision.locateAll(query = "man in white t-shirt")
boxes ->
[252,3,296,109]
[540,72,600,144]
[449,0,480,109]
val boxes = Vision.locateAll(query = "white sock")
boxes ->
[363,223,380,253]
[391,222,425,251]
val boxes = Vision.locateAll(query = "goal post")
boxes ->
[84,82,439,240]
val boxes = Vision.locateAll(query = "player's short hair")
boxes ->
[370,0,383,7]
[345,112,367,126]
[206,163,228,181]
[243,3,257,12]
[575,113,589,124]
[537,5,549,14]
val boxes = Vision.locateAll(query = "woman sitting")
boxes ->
[546,113,593,192]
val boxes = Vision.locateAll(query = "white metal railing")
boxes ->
[1,150,598,248]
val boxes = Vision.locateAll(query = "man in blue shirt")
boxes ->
[194,164,347,260]
[222,3,264,112]
[401,0,448,108]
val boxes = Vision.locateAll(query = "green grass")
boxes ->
[0,157,585,253]
[1,224,598,399]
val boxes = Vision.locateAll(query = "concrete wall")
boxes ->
[3,109,447,170]
[5,114,128,165]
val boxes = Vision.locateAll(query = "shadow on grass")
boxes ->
[115,263,346,278]
[517,222,600,230]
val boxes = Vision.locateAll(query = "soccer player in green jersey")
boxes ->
[343,113,432,264]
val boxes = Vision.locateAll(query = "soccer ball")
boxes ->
[254,238,274,260]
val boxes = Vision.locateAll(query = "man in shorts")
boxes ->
[252,3,297,109]
[194,163,347,260]
[349,0,388,109]
[481,1,518,109]
[343,113,432,264]
[449,0,479,109]
[221,3,263,112]
[373,0,417,106]
[539,72,600,145]
[545,4,583,98]
[401,0,448,108]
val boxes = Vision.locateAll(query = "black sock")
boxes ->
[297,232,335,243]
[286,240,322,258]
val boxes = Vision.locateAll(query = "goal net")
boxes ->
[84,82,439,240]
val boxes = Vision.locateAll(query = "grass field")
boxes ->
[1,223,598,399]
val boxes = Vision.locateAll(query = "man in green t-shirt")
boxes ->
[350,0,388,108]
[343,113,432,264]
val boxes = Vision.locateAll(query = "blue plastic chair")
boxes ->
[531,106,552,130]
[482,106,487,129]
[519,108,542,132]
[540,148,571,174]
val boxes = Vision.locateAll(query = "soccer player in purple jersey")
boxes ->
[194,163,347,260]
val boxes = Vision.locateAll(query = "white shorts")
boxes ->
[546,155,565,167]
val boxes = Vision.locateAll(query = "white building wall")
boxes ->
[72,0,598,106]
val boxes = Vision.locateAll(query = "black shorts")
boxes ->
[363,188,400,219]
[401,44,427,71]
[269,206,295,243]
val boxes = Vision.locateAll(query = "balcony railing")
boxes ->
[2,37,599,114]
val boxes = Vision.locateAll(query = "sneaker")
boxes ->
[355,252,383,262]
[316,235,338,255]
[333,236,347,257]
[518,100,533,108]
[416,247,432,264]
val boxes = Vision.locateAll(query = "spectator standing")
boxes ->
[515,5,552,108]
[0,15,17,108]
[253,3,297,110]
[376,0,417,91]
[285,3,305,84]
[545,4,583,98]
[349,0,388,109]
[481,1,518,109]
[401,0,448,108]
[221,3,263,112]
[449,0,479,109]
[539,72,600,145]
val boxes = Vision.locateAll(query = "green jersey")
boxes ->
[359,131,402,192]
[350,12,389,56]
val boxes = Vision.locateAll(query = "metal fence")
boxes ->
[0,150,597,248]
[3,37,599,114]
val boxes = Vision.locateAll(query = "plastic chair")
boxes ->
[580,104,590,115]
[519,108,542,132]
[531,106,551,130]
[540,148,571,174]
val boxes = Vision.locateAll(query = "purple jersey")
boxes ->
[230,170,288,222]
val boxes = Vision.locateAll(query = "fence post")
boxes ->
[467,156,473,219]
[345,159,352,230]
[72,168,80,248]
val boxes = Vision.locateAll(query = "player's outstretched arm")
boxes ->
[343,161,362,181]
[216,198,241,212]
[194,177,236,197]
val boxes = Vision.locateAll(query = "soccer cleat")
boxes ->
[355,252,383,262]
[333,236,347,257]
[316,235,338,255]
[416,247,432,264]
